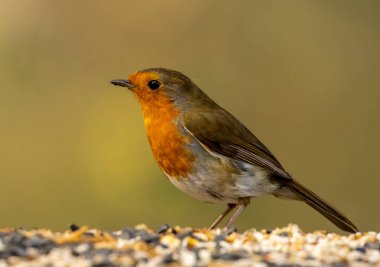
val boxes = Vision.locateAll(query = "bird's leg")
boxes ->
[208,203,237,230]
[224,198,250,229]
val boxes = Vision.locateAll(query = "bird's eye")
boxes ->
[148,80,161,90]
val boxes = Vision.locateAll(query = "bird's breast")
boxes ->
[141,99,194,179]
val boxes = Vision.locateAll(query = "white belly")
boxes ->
[164,165,277,204]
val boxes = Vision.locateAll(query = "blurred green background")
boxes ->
[0,0,379,233]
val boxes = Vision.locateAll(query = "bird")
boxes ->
[110,68,358,233]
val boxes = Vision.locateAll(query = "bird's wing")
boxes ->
[182,110,292,179]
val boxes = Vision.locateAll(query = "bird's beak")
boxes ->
[110,79,135,89]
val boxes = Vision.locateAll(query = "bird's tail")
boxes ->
[276,179,358,233]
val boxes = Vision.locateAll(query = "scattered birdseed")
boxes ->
[0,224,378,266]
[156,224,170,235]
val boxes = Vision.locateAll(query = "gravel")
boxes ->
[0,224,379,266]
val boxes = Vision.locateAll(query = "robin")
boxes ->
[110,68,358,233]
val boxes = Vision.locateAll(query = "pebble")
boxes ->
[0,224,379,266]
[69,224,80,232]
[156,224,170,234]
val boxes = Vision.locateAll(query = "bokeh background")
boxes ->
[1,0,379,233]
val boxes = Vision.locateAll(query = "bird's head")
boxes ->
[111,68,214,114]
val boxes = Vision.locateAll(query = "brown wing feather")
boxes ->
[182,110,292,179]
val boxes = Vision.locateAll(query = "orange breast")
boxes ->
[137,90,194,179]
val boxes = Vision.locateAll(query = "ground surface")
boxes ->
[0,224,379,267]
